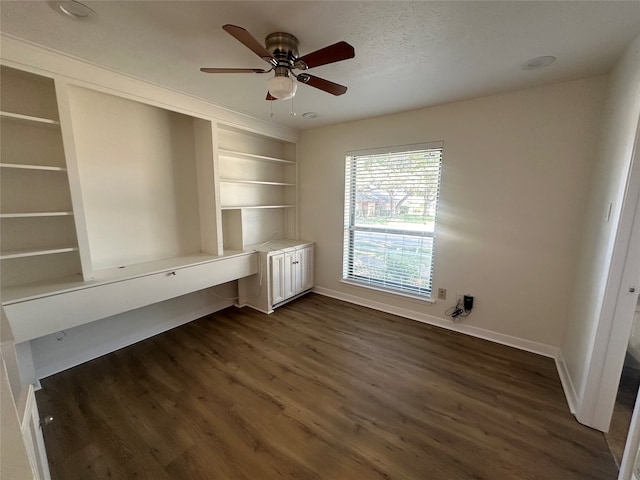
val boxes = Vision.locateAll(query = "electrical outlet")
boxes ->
[437,288,447,300]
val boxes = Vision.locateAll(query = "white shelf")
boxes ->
[0,111,59,127]
[218,148,295,165]
[0,163,66,172]
[221,205,296,210]
[219,178,295,186]
[0,246,78,260]
[0,212,74,219]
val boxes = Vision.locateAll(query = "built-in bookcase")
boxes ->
[218,125,297,250]
[0,66,81,287]
[0,64,298,299]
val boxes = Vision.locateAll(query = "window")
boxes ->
[343,142,443,298]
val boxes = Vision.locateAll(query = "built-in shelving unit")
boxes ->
[0,57,303,344]
[217,125,297,250]
[0,66,81,288]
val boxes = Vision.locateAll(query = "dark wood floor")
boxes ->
[37,293,618,479]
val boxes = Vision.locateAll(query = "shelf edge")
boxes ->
[0,246,78,260]
[0,111,60,126]
[218,148,295,165]
[0,212,74,218]
[0,163,67,172]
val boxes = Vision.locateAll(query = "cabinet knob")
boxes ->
[168,271,177,276]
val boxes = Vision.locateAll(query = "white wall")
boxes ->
[299,76,606,353]
[68,86,202,271]
[560,35,640,423]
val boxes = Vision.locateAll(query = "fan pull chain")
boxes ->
[270,100,274,117]
[290,96,296,117]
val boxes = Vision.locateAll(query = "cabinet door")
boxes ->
[283,251,297,300]
[298,246,314,293]
[270,253,285,305]
[21,385,52,480]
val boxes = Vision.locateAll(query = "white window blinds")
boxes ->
[343,142,443,298]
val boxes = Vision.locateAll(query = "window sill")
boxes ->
[340,279,436,304]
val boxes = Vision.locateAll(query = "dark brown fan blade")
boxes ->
[223,24,275,64]
[200,67,269,74]
[297,74,347,96]
[294,41,355,70]
[266,92,277,101]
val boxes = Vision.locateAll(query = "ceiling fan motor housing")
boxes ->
[266,32,299,76]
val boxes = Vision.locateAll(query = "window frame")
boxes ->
[342,141,443,301]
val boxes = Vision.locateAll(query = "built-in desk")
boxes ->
[2,251,257,343]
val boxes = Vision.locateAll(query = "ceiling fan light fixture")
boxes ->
[268,75,297,100]
[202,25,353,100]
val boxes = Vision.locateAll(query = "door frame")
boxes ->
[577,119,640,432]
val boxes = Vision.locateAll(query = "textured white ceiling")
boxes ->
[1,1,639,130]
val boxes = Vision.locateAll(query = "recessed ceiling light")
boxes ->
[52,1,95,19]
[302,112,319,119]
[522,56,556,70]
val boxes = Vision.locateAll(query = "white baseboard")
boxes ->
[313,287,591,419]
[312,287,586,411]
[312,286,559,359]
[555,350,579,414]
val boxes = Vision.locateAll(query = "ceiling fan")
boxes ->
[201,24,355,101]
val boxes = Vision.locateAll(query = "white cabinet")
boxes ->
[279,245,314,301]
[239,241,314,314]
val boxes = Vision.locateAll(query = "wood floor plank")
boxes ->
[37,293,618,479]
